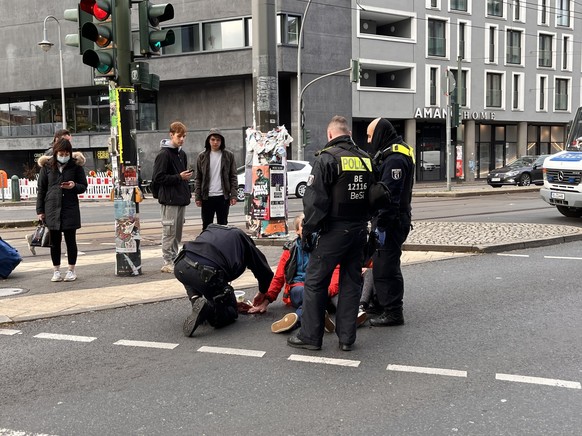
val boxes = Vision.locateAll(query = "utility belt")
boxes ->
[175,249,226,285]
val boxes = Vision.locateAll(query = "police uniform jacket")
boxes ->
[302,135,372,236]
[182,224,273,294]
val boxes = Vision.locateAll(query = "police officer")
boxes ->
[287,115,373,351]
[175,224,274,337]
[366,118,415,327]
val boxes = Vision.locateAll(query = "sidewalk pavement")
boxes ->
[2,181,582,325]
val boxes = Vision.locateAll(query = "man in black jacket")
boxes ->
[366,118,415,327]
[152,121,193,273]
[175,224,274,337]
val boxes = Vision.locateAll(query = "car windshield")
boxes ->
[507,158,533,168]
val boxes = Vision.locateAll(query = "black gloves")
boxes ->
[301,232,319,253]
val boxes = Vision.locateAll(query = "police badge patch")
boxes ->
[391,169,402,180]
[307,175,315,186]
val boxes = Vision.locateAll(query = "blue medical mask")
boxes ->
[57,155,70,164]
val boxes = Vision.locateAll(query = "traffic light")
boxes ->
[303,129,312,146]
[64,5,92,54]
[350,59,361,83]
[78,0,116,76]
[138,1,175,56]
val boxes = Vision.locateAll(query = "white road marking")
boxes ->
[0,329,21,336]
[197,346,265,357]
[497,253,529,257]
[34,333,96,343]
[496,373,581,389]
[544,255,582,261]
[387,364,467,378]
[0,429,58,436]
[114,339,179,350]
[288,354,360,367]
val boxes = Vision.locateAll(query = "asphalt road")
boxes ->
[1,241,581,435]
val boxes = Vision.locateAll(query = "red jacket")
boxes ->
[265,243,339,305]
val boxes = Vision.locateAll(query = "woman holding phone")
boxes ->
[36,138,88,282]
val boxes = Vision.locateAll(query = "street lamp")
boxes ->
[38,15,67,130]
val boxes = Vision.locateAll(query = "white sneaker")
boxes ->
[64,270,77,282]
[25,234,36,256]
[51,270,63,282]
[161,263,174,273]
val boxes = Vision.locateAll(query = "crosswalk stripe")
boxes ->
[0,329,21,336]
[197,346,265,357]
[288,354,360,367]
[113,339,179,350]
[0,429,58,436]
[387,364,467,378]
[34,333,96,342]
[496,373,581,389]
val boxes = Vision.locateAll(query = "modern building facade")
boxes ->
[0,0,579,184]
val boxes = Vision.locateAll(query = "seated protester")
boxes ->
[249,214,339,334]
[175,224,274,337]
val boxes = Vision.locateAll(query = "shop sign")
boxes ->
[414,107,496,121]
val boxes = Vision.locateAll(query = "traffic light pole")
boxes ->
[112,0,142,276]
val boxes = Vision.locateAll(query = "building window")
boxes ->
[538,34,553,68]
[487,26,497,63]
[513,0,520,20]
[203,20,246,51]
[555,78,569,110]
[506,30,521,64]
[562,35,570,70]
[429,67,438,105]
[539,76,547,111]
[557,0,570,27]
[487,0,503,17]
[359,62,416,91]
[540,0,548,24]
[428,19,446,57]
[458,22,466,59]
[512,73,523,110]
[451,69,468,106]
[451,0,468,11]
[277,14,300,45]
[359,10,415,40]
[486,72,503,108]
[163,24,200,54]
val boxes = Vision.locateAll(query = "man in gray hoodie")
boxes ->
[152,121,193,273]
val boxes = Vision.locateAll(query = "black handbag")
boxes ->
[30,221,51,248]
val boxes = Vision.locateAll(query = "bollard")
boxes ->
[11,175,20,202]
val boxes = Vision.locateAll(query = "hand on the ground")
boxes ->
[248,300,269,313]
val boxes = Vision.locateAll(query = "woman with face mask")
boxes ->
[36,138,88,282]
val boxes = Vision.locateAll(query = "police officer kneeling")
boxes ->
[287,115,373,352]
[174,224,274,336]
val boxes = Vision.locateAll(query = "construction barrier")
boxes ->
[1,174,114,201]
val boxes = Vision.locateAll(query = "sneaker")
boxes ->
[63,270,77,282]
[25,234,36,256]
[324,311,335,333]
[369,310,404,327]
[183,296,209,337]
[356,306,368,327]
[51,270,63,282]
[271,313,299,333]
[161,263,174,273]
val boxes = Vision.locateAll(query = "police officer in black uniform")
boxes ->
[366,118,415,327]
[287,115,373,351]
[174,224,274,337]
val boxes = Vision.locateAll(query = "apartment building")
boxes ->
[0,0,578,183]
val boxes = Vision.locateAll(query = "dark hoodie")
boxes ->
[369,119,414,218]
[194,129,238,201]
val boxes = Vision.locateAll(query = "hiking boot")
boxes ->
[63,270,77,282]
[369,310,404,327]
[356,305,368,327]
[160,263,174,273]
[183,296,209,337]
[271,313,299,333]
[51,270,63,282]
[324,311,335,333]
[25,234,36,256]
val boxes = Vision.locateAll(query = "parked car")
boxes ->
[486,156,539,187]
[236,160,313,201]
[530,154,550,186]
[420,160,436,171]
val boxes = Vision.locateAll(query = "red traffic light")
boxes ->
[80,0,111,21]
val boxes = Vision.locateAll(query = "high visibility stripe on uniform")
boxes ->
[392,144,416,163]
[340,156,372,172]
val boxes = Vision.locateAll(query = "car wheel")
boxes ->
[556,206,582,218]
[296,182,307,198]
[519,173,531,186]
[237,185,245,202]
